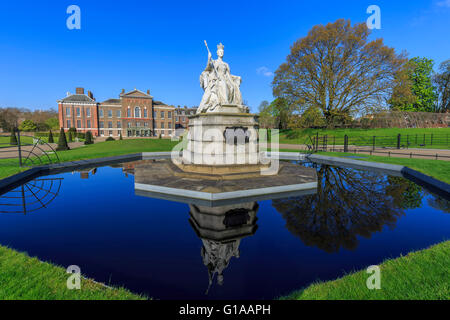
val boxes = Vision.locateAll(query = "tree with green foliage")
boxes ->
[119,132,123,140]
[258,100,275,128]
[9,130,18,146]
[433,59,450,113]
[273,19,406,127]
[56,128,70,151]
[48,130,54,143]
[391,57,436,112]
[45,117,60,130]
[84,131,93,145]
[19,119,37,132]
[269,98,292,130]
[296,106,326,128]
[68,130,73,142]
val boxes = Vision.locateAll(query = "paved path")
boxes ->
[0,142,85,160]
[279,143,450,161]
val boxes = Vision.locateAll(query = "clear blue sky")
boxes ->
[0,0,449,112]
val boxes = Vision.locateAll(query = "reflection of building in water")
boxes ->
[75,168,97,179]
[189,202,258,294]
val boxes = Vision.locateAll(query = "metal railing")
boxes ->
[0,129,60,167]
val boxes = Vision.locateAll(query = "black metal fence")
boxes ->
[310,133,450,160]
[0,129,60,167]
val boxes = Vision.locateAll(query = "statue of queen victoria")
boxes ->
[197,42,248,114]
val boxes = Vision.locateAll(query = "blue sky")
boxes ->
[0,0,449,112]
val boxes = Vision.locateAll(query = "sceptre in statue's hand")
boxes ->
[204,40,218,76]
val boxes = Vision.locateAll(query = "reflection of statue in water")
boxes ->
[272,164,420,253]
[188,202,258,294]
[201,239,241,290]
[197,42,247,113]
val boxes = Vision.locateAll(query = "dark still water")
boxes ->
[0,161,449,299]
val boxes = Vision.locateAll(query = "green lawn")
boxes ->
[277,127,450,149]
[0,245,145,300]
[316,151,450,184]
[282,240,450,300]
[0,139,178,180]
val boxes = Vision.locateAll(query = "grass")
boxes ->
[277,127,450,149]
[282,240,450,300]
[0,245,145,300]
[0,138,178,180]
[316,151,450,184]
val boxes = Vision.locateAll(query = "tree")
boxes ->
[18,119,37,132]
[68,130,73,142]
[9,130,18,146]
[273,19,407,127]
[48,130,54,143]
[296,106,326,128]
[433,59,450,113]
[56,128,70,151]
[84,131,93,145]
[391,57,436,112]
[258,100,275,128]
[45,117,60,130]
[0,108,20,131]
[269,98,291,130]
[119,132,123,140]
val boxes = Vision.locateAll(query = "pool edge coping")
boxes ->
[1,152,449,199]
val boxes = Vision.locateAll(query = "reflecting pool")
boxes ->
[0,160,448,299]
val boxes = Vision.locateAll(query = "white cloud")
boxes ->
[256,66,274,77]
[437,0,450,7]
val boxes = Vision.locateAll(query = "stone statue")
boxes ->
[197,42,247,113]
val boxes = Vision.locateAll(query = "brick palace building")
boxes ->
[58,87,197,137]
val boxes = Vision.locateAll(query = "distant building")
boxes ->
[57,87,187,137]
[174,106,197,129]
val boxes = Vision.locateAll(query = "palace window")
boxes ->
[66,107,71,116]
[76,108,80,117]
[176,117,179,122]
[144,108,148,118]
[136,122,141,127]
[127,108,131,117]
[100,121,104,128]
[168,111,171,118]
[116,110,121,117]
[66,120,71,128]
[144,122,148,127]
[160,111,165,119]
[161,122,164,129]
[117,121,121,128]
[127,122,132,128]
[86,108,91,117]
[87,120,91,128]
[76,120,81,128]
[135,107,141,118]
[108,110,112,118]
[108,121,112,128]
[109,130,113,136]
[99,109,104,117]
[168,122,172,129]
[153,111,156,118]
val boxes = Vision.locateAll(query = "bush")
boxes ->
[105,136,115,141]
[119,132,123,140]
[68,130,73,142]
[48,130,54,143]
[9,131,18,146]
[56,128,70,151]
[84,131,94,145]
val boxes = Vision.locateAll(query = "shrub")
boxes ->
[56,128,70,151]
[105,136,115,141]
[84,131,94,145]
[119,132,123,140]
[68,130,73,142]
[48,130,54,143]
[9,131,18,146]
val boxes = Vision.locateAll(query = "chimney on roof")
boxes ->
[87,90,94,100]
[147,89,150,95]
[76,87,84,94]
[121,89,125,94]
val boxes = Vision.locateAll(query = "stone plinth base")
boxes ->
[182,110,260,166]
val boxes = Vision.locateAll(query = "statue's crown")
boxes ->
[217,43,224,50]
